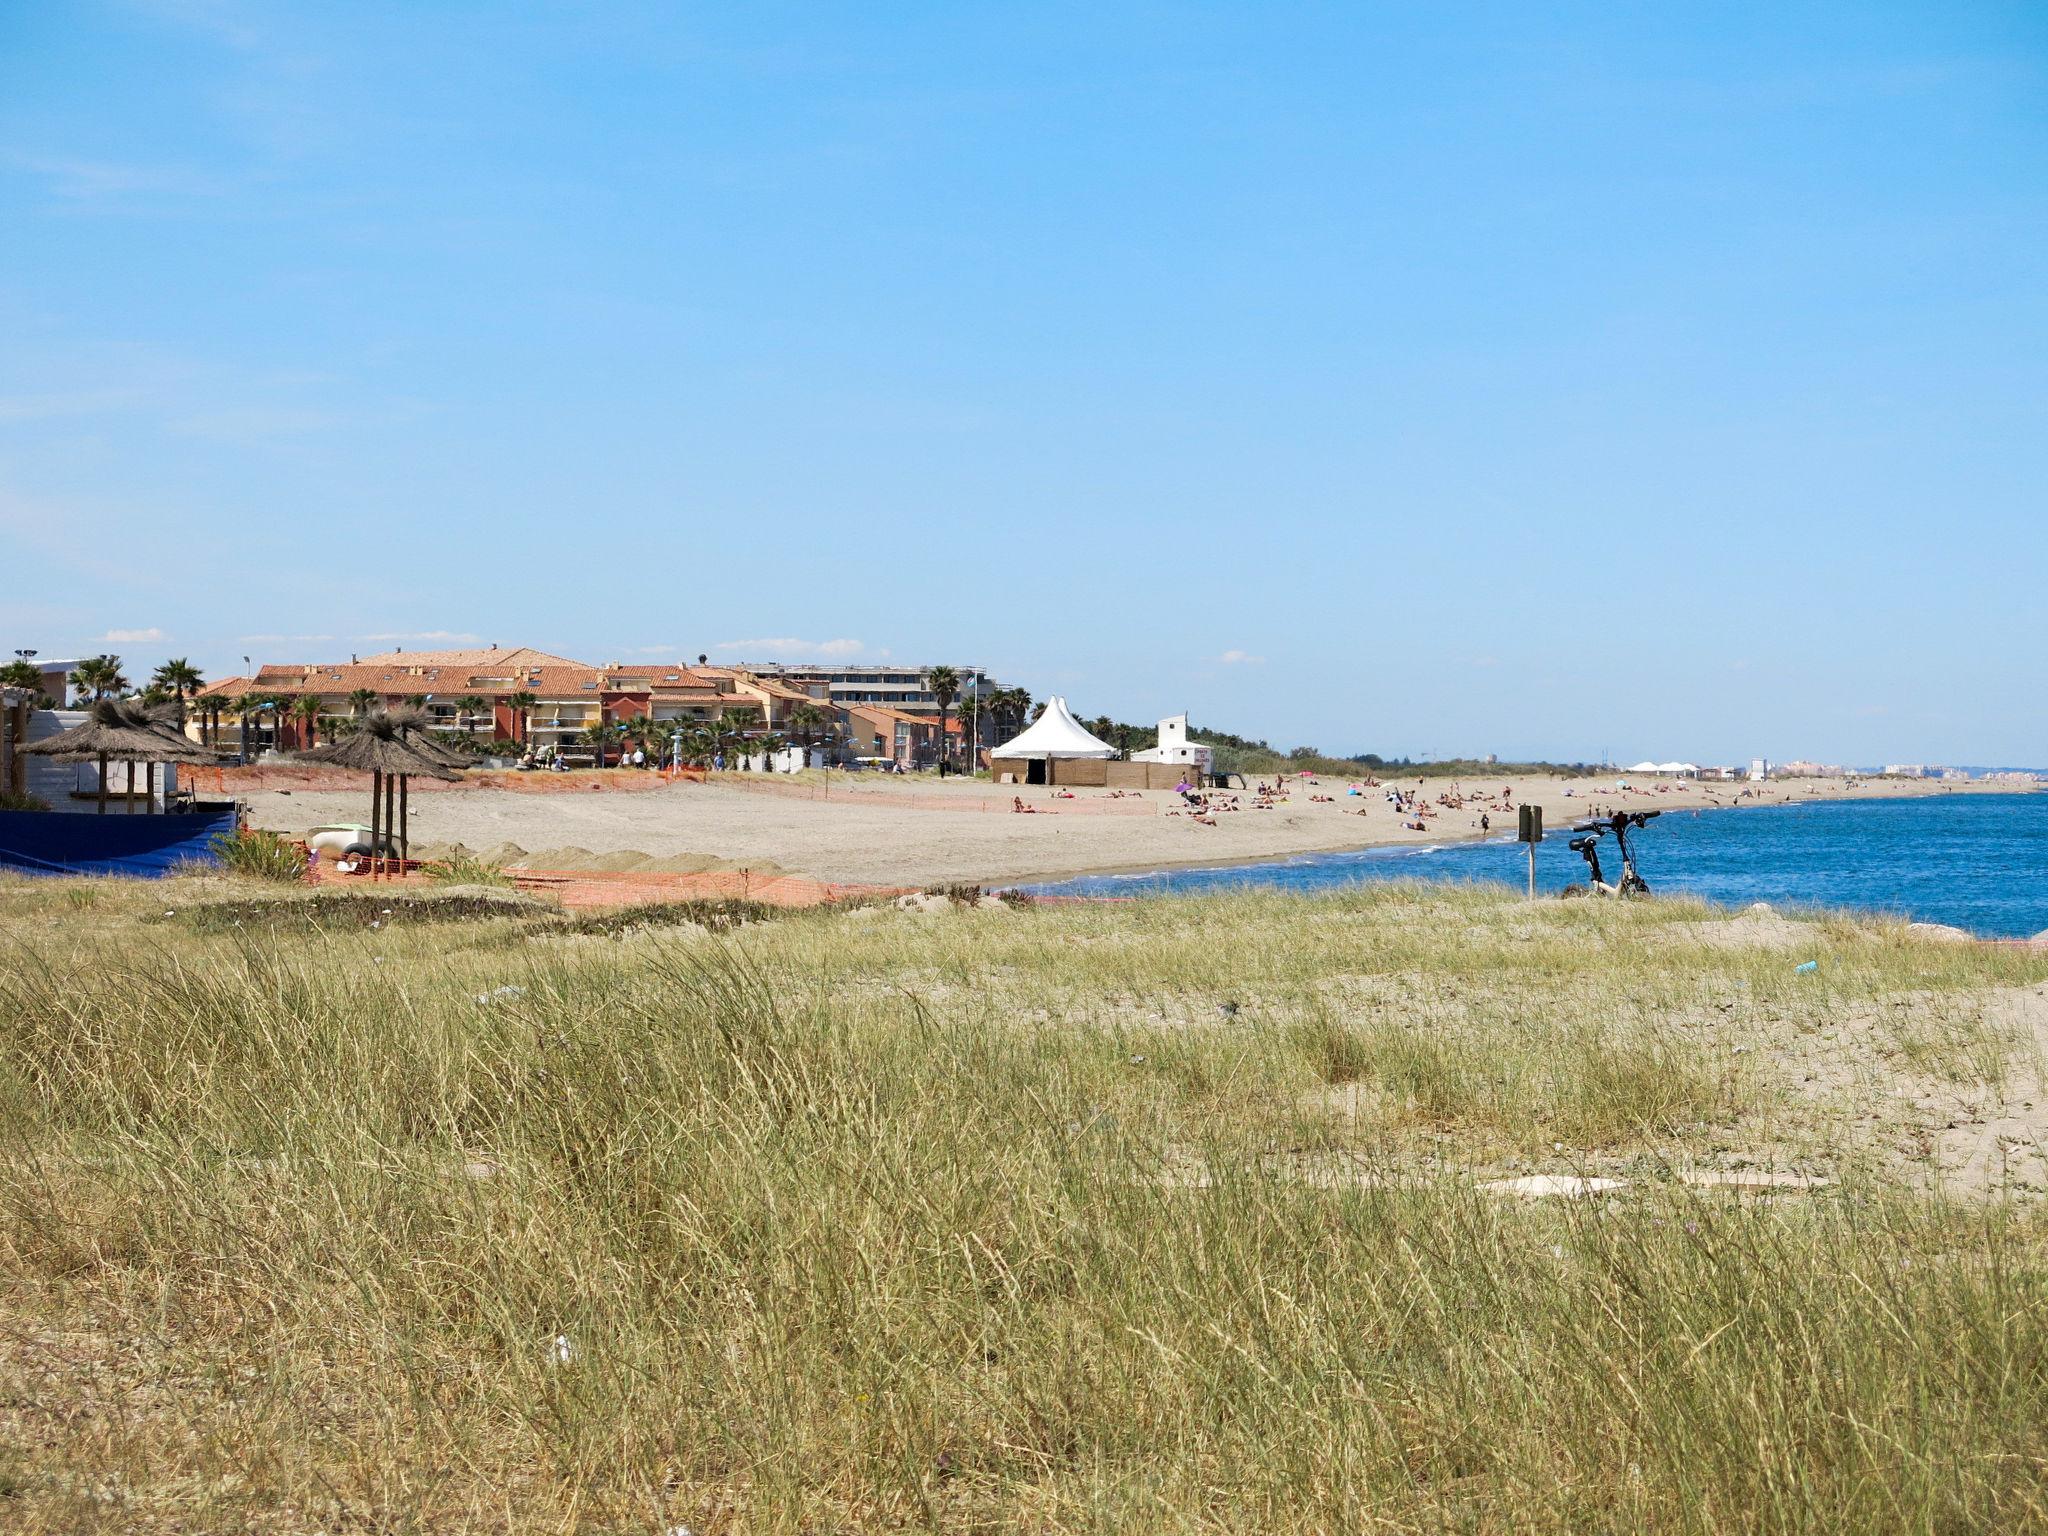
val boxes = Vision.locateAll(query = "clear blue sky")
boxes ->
[4,2,2044,765]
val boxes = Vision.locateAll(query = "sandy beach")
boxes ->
[237,768,2011,888]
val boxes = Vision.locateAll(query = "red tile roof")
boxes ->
[351,646,587,670]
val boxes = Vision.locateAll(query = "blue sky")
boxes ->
[3,2,2044,765]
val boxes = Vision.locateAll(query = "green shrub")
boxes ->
[422,849,513,888]
[209,828,307,883]
[0,788,50,812]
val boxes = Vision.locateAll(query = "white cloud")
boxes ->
[171,405,342,441]
[0,388,147,422]
[100,627,165,643]
[6,151,230,202]
[1216,648,1265,665]
[716,637,867,659]
[355,631,482,645]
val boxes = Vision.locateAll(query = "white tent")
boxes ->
[990,696,1117,760]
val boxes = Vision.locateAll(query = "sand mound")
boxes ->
[1904,921,1977,945]
[582,850,654,873]
[638,852,725,874]
[1665,903,1813,951]
[512,846,597,870]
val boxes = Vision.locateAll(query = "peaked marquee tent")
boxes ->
[991,696,1118,761]
[990,696,1120,786]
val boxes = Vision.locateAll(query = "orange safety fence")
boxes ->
[712,776,1160,815]
[210,764,689,795]
[298,853,904,908]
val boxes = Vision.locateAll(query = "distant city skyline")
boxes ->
[4,3,2045,764]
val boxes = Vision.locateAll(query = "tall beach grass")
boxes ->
[2,875,2046,1531]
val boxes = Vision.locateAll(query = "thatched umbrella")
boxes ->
[298,710,460,871]
[385,705,476,770]
[19,698,227,814]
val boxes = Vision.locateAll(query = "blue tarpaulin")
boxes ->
[0,810,237,878]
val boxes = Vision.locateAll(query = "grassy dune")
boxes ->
[3,875,2047,1532]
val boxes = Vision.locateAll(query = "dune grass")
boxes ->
[2,874,2047,1531]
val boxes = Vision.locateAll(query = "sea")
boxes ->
[1018,792,2048,939]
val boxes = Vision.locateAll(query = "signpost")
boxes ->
[1517,803,1543,899]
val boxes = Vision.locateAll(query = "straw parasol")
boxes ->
[18,698,227,815]
[298,709,460,868]
[384,705,477,770]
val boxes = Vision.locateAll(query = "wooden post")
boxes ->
[399,774,409,868]
[385,772,397,877]
[369,768,382,879]
[97,751,108,814]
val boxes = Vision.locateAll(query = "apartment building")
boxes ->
[739,663,1005,718]
[194,647,756,760]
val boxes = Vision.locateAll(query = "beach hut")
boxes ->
[17,698,226,814]
[298,709,461,870]
[989,696,1118,786]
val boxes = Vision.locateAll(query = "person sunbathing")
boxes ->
[1012,796,1037,814]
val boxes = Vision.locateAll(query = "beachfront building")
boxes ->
[1776,760,1852,778]
[841,704,947,769]
[1625,760,1700,778]
[692,667,836,737]
[1132,713,1214,773]
[194,647,759,762]
[738,662,1008,726]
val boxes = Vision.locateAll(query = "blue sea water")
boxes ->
[1019,792,2048,939]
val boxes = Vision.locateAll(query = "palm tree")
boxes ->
[291,693,324,748]
[68,654,128,703]
[923,666,960,772]
[784,701,827,750]
[676,722,717,768]
[242,692,288,754]
[578,719,616,768]
[986,687,1030,740]
[0,659,57,711]
[712,704,758,768]
[616,715,660,765]
[347,688,381,719]
[504,691,538,747]
[453,694,491,736]
[150,658,204,724]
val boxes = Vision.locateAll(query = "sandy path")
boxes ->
[239,771,2004,887]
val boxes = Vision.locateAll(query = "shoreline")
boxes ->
[988,784,2025,891]
[238,769,2022,891]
